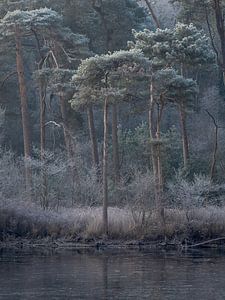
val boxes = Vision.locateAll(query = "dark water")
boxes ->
[0,248,225,300]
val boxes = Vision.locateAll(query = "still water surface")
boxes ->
[0,248,225,300]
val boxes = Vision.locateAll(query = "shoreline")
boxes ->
[1,237,225,252]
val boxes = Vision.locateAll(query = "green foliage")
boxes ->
[130,22,215,69]
[0,7,89,53]
[63,0,149,53]
[118,122,150,169]
[164,71,198,107]
[34,68,76,95]
[70,49,149,109]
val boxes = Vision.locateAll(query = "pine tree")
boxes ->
[71,49,147,235]
[0,7,89,190]
[131,23,214,169]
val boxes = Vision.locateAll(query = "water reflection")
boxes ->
[0,248,225,299]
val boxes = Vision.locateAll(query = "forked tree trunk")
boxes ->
[103,98,109,236]
[15,25,32,190]
[112,104,120,183]
[179,103,189,169]
[87,105,100,176]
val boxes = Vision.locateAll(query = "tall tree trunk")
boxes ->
[103,98,109,236]
[59,95,74,158]
[179,103,189,169]
[214,0,225,84]
[143,0,161,29]
[148,79,158,181]
[40,82,46,161]
[206,110,219,182]
[156,103,164,223]
[112,104,120,183]
[92,1,120,184]
[60,94,80,205]
[39,81,48,209]
[87,105,100,176]
[15,25,32,190]
[148,79,164,221]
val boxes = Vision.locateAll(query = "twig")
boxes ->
[0,71,17,89]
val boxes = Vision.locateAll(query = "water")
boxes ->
[0,248,225,299]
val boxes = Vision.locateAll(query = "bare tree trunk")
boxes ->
[87,105,100,175]
[59,95,74,158]
[148,78,158,180]
[39,82,48,209]
[92,2,120,184]
[103,98,109,236]
[206,110,219,182]
[156,103,164,223]
[214,0,225,85]
[112,104,120,183]
[179,103,189,169]
[15,25,32,190]
[148,78,164,222]
[60,95,81,205]
[39,83,46,161]
[142,0,161,29]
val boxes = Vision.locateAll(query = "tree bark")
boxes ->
[214,0,225,84]
[179,103,189,169]
[103,97,109,236]
[60,95,74,159]
[15,25,32,190]
[143,0,161,29]
[40,82,46,161]
[92,1,120,184]
[148,78,164,221]
[206,110,219,182]
[112,104,120,183]
[87,105,100,175]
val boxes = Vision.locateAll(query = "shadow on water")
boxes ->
[1,247,225,299]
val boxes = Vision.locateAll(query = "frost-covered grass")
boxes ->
[2,199,225,242]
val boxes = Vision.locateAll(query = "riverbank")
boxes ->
[2,201,225,250]
[2,236,225,252]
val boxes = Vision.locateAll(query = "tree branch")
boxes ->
[0,71,17,89]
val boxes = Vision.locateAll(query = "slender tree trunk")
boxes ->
[40,83,46,161]
[148,78,164,221]
[206,110,219,182]
[39,82,48,209]
[156,103,164,223]
[92,2,120,184]
[148,78,158,180]
[60,95,81,205]
[143,0,161,29]
[103,98,109,236]
[214,0,225,85]
[87,105,100,175]
[179,103,189,169]
[59,95,74,158]
[112,104,120,183]
[15,25,32,190]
